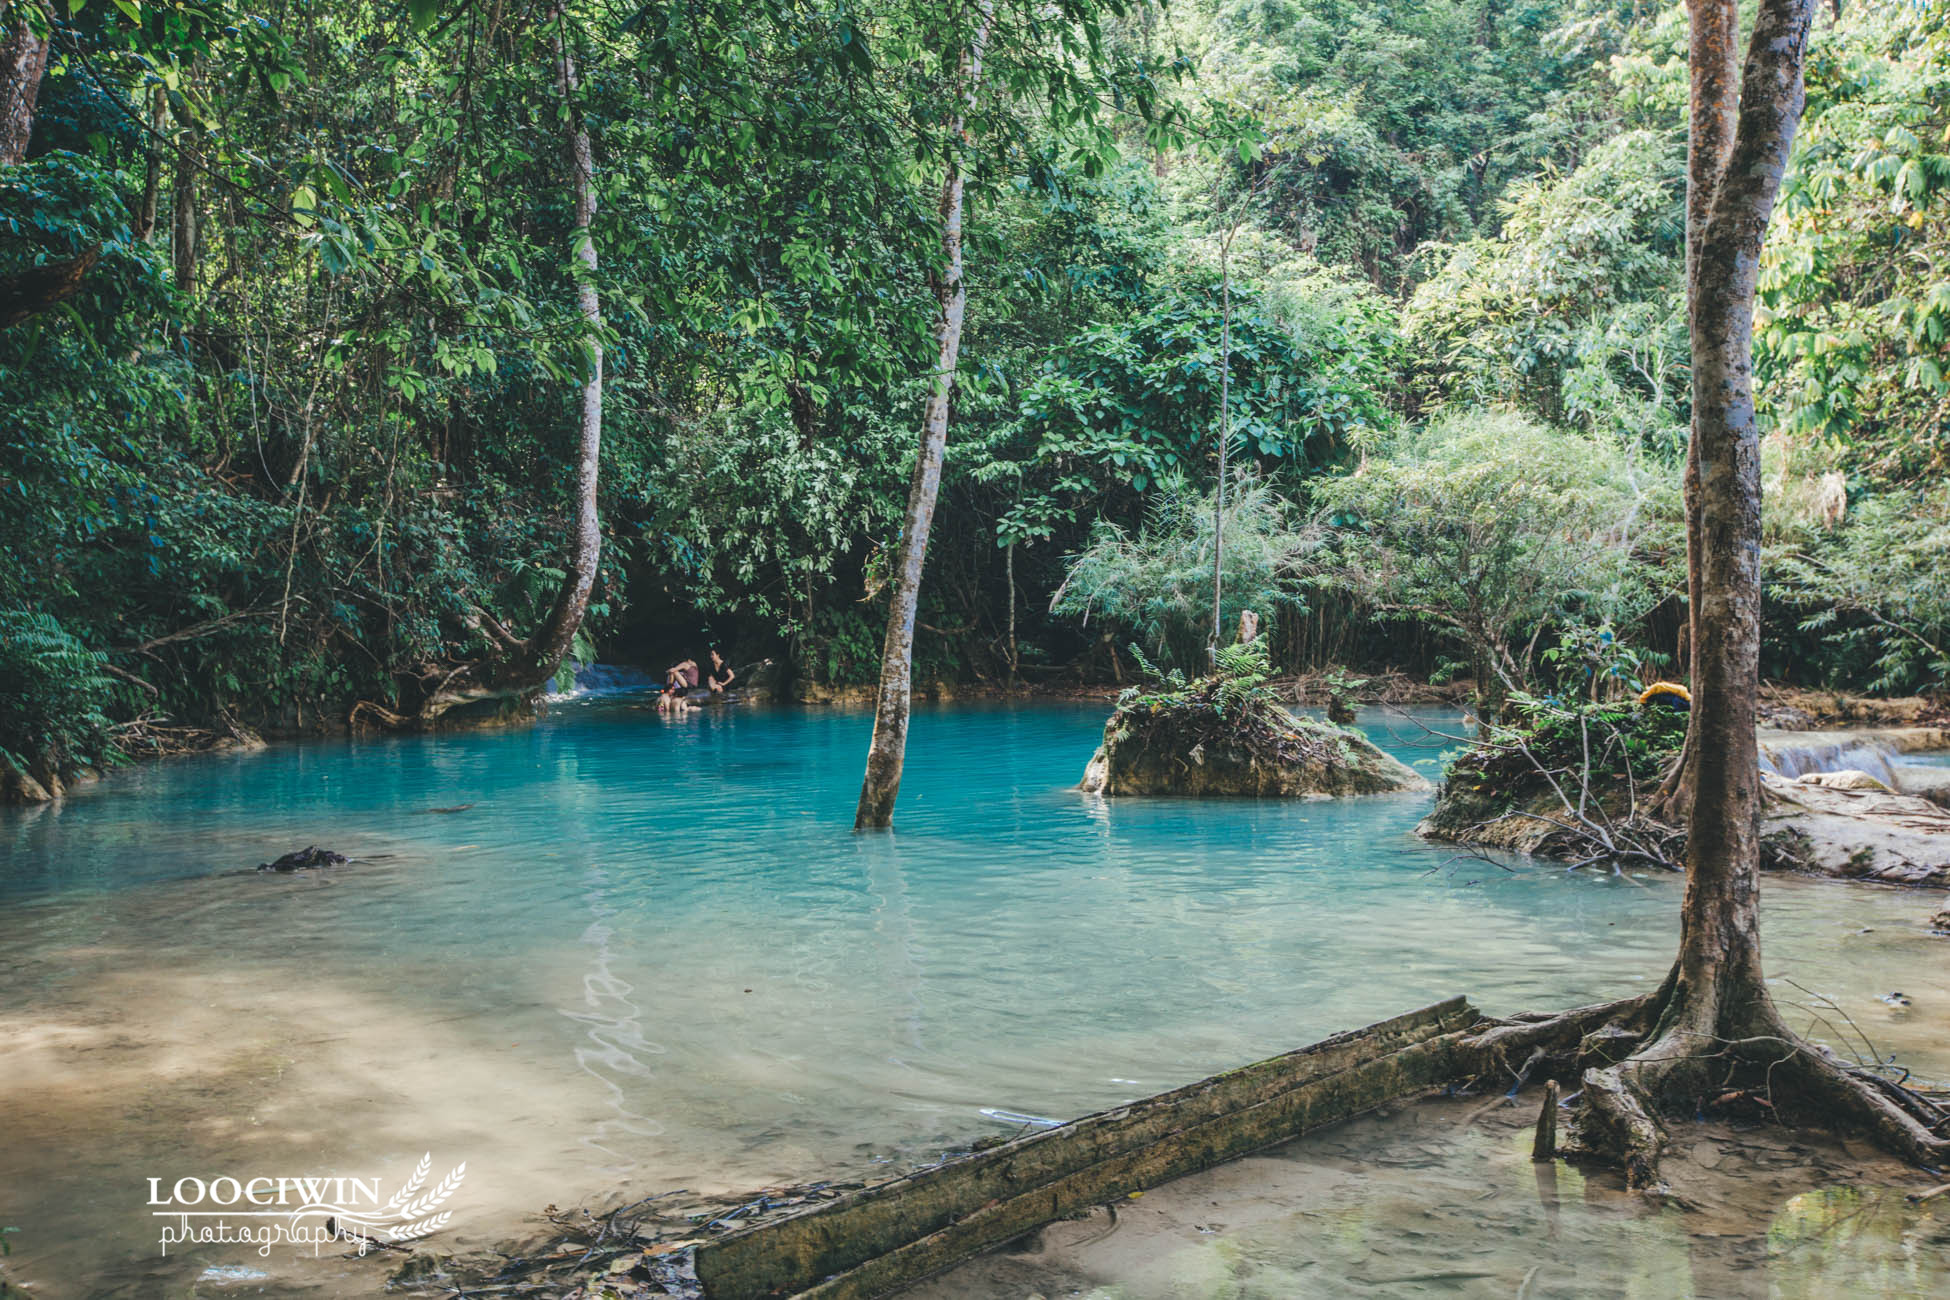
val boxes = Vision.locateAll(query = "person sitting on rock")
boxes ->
[708,649,736,695]
[665,657,700,692]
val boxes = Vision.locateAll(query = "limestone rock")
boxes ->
[1796,768,1892,793]
[1,762,52,803]
[1758,773,1950,887]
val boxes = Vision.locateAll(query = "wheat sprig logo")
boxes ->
[148,1153,468,1256]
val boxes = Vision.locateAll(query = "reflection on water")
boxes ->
[1,701,1945,1297]
[565,871,667,1164]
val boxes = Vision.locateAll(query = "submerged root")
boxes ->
[1576,1064,1667,1191]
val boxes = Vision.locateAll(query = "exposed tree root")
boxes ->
[1464,979,1950,1192]
[348,663,542,732]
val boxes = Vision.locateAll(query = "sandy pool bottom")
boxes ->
[908,1095,1950,1300]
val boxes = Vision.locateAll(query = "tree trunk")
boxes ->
[0,2,49,166]
[1209,228,1234,668]
[136,83,166,242]
[1659,0,1742,821]
[171,155,198,292]
[1458,0,1950,1186]
[1652,0,1802,1072]
[1005,539,1018,683]
[388,6,601,724]
[854,0,995,830]
[0,243,97,329]
[1553,0,1944,1186]
[517,4,604,687]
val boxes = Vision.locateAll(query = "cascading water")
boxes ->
[543,661,663,701]
[1758,734,1904,785]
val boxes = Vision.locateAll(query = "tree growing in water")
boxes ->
[854,0,1181,828]
[357,4,606,725]
[1473,0,1950,1185]
[855,0,996,830]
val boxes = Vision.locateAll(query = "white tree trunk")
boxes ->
[855,0,995,829]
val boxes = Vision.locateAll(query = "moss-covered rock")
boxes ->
[1419,699,1950,891]
[1080,703,1427,797]
[1080,640,1428,798]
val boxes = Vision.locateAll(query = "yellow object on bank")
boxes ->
[1637,681,1692,707]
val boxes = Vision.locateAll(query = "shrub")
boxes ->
[1311,410,1674,708]
[1050,473,1317,672]
[0,608,116,775]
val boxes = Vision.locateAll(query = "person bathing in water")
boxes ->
[659,650,733,711]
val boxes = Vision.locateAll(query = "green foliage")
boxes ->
[985,265,1397,548]
[1758,2,1950,482]
[1449,689,1688,812]
[1183,0,1597,288]
[1405,130,1687,448]
[1540,622,1670,702]
[0,609,116,774]
[1123,635,1278,716]
[1311,411,1673,702]
[1774,485,1950,693]
[1051,473,1316,672]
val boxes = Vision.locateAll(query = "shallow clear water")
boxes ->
[2,698,1946,1297]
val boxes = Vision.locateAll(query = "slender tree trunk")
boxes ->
[1210,230,1234,668]
[171,156,198,292]
[1005,539,1018,683]
[518,5,603,685]
[136,83,166,242]
[401,5,600,723]
[855,0,995,830]
[0,2,49,166]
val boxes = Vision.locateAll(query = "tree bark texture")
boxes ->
[0,2,49,166]
[855,0,995,830]
[136,83,166,242]
[517,5,604,688]
[1594,0,1834,1164]
[1662,0,1743,818]
[1661,0,1814,1051]
[171,155,198,291]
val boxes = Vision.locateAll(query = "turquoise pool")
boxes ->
[2,695,1943,1296]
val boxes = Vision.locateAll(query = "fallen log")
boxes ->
[694,996,1478,1300]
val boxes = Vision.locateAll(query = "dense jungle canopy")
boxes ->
[2,0,1948,780]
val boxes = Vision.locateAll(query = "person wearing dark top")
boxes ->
[708,649,736,694]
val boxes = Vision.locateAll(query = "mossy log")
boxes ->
[693,997,1477,1300]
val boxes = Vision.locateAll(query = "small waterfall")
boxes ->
[543,662,661,702]
[1757,735,1902,786]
